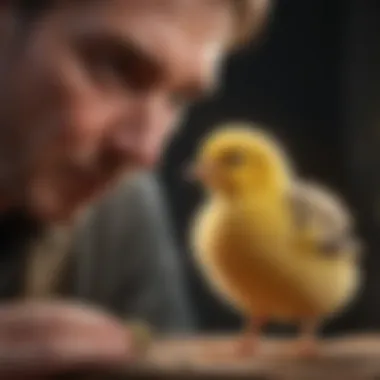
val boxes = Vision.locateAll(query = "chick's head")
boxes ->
[191,125,293,197]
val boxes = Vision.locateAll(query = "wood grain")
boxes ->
[63,334,380,380]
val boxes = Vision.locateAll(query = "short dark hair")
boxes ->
[14,0,51,21]
[14,0,271,49]
[15,0,50,11]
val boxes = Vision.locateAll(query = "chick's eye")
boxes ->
[319,239,343,257]
[220,151,245,166]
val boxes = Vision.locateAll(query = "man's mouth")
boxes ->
[59,145,146,206]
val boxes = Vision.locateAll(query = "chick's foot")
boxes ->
[294,319,320,358]
[235,317,266,358]
[295,337,319,358]
[236,335,259,358]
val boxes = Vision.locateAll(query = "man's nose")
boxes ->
[107,94,175,168]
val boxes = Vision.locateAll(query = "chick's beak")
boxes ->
[184,162,214,182]
[184,164,201,182]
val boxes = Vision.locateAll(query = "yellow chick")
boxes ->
[189,124,362,356]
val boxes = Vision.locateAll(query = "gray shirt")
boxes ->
[57,172,195,333]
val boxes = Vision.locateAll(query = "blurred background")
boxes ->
[159,0,380,335]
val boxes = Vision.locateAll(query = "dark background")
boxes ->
[159,0,380,335]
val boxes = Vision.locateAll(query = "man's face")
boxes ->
[0,0,231,221]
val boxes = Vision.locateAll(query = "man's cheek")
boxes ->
[141,135,166,166]
[141,126,174,166]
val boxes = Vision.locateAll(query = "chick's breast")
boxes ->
[191,199,310,320]
[191,199,360,322]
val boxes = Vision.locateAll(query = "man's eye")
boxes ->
[87,52,146,91]
[89,53,124,85]
[79,40,158,93]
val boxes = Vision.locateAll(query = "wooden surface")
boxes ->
[69,334,380,380]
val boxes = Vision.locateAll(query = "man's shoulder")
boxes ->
[74,171,159,228]
[110,171,163,211]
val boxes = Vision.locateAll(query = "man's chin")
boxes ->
[29,199,87,225]
[28,171,136,224]
[26,184,99,224]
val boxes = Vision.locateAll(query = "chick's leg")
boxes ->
[237,317,266,357]
[296,319,320,357]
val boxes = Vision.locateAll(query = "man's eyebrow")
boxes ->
[74,27,220,100]
[75,28,166,78]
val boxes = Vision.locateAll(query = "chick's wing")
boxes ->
[288,180,362,261]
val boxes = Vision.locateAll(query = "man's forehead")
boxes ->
[63,1,231,42]
[63,0,229,90]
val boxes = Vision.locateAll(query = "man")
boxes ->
[0,0,268,377]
